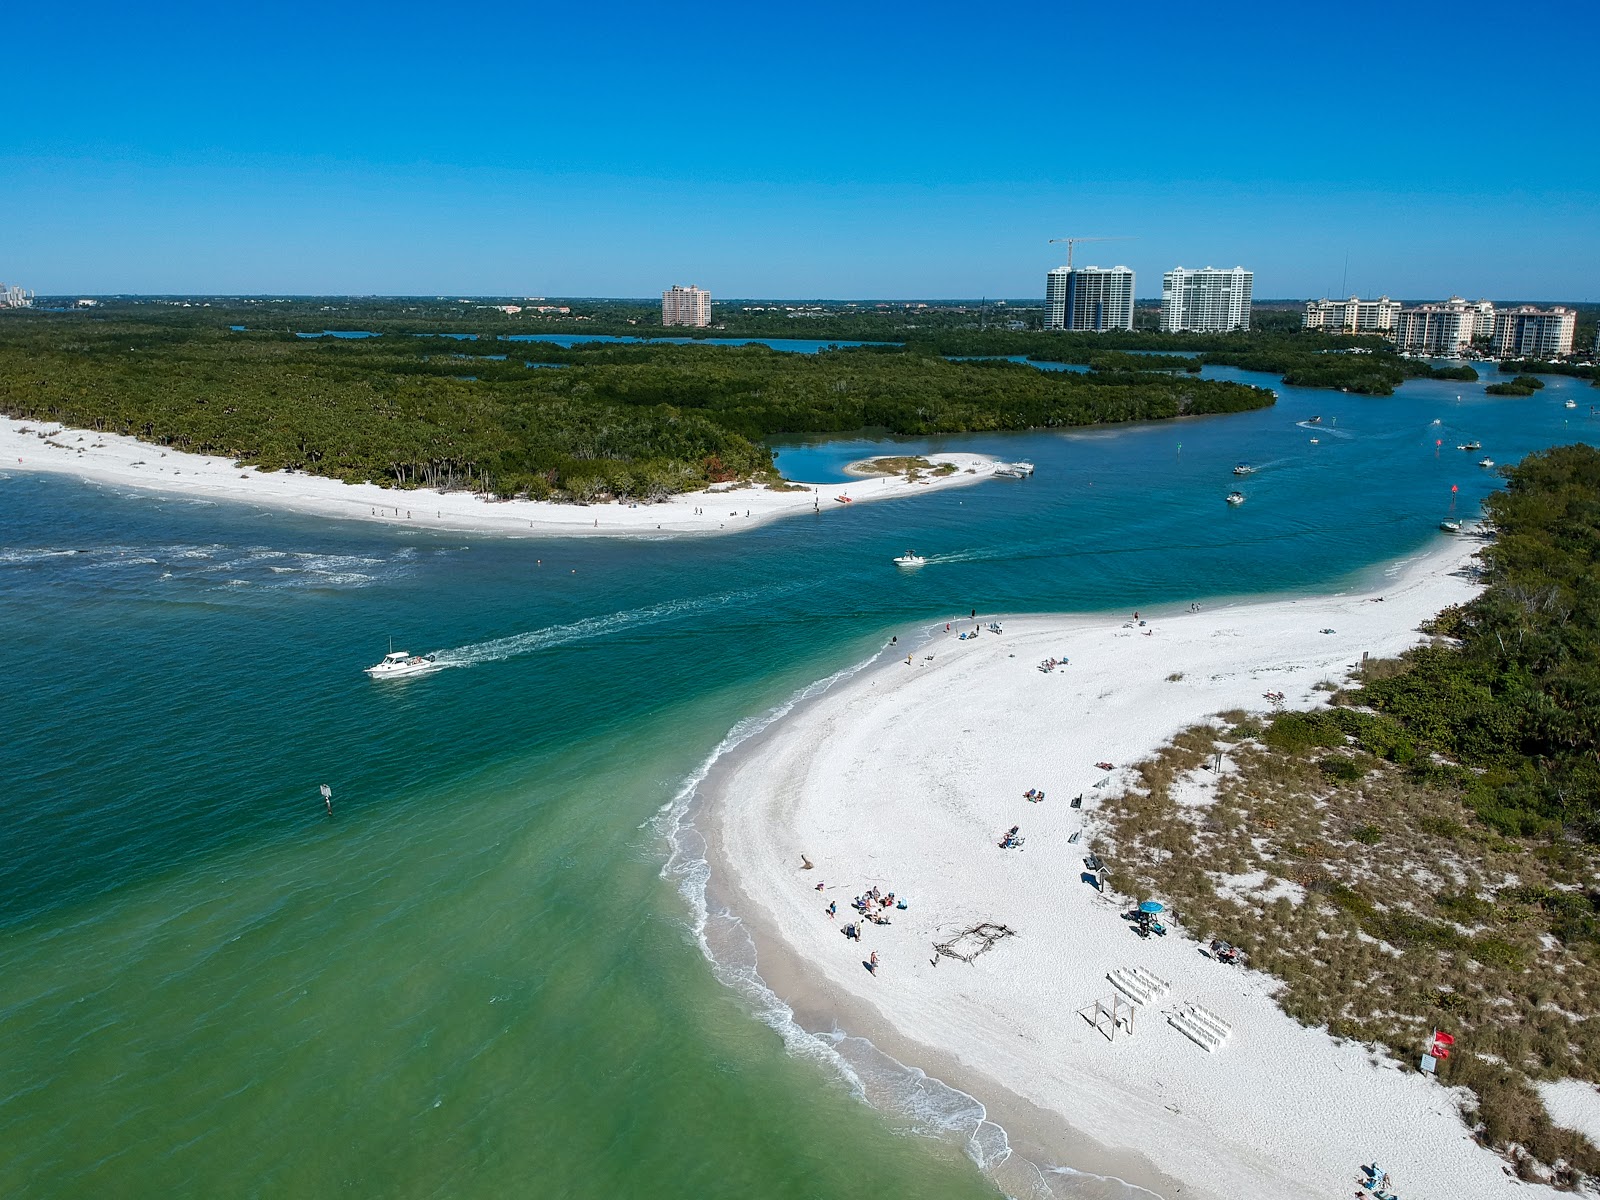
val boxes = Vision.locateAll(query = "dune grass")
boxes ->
[1096,707,1600,1187]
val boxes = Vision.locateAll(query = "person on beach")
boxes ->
[826,900,836,916]
[867,951,878,975]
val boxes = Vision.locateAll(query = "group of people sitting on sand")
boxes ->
[849,885,903,923]
[1024,787,1046,803]
[998,824,1025,850]
[1037,656,1068,672]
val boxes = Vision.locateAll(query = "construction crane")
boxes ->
[1048,236,1136,273]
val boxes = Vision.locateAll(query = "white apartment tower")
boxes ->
[661,285,711,328]
[1491,306,1576,358]
[1392,300,1479,356]
[1161,267,1253,333]
[0,283,33,309]
[1044,266,1135,332]
[1303,295,1401,333]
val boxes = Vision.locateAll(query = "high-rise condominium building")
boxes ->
[661,285,711,328]
[1467,298,1496,340]
[1392,300,1479,356]
[1044,266,1135,332]
[1303,295,1401,333]
[1161,267,1253,333]
[1491,306,1576,358]
[0,283,32,309]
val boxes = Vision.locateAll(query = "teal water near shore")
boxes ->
[2,366,1597,1198]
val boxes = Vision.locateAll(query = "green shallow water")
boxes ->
[2,367,1597,1198]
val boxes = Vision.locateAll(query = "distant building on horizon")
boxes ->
[0,283,33,309]
[1491,306,1576,358]
[1392,298,1482,356]
[1161,267,1252,333]
[1044,266,1135,332]
[1303,295,1401,334]
[661,285,711,327]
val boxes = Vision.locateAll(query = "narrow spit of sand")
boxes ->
[0,419,997,537]
[699,536,1557,1200]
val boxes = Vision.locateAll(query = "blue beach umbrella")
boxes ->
[1139,901,1165,914]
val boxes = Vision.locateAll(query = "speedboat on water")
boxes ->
[1478,457,1495,468]
[1440,520,1462,534]
[1457,441,1481,451]
[1232,463,1255,476]
[993,461,1034,478]
[1225,491,1246,505]
[1566,400,1578,409]
[892,552,928,567]
[1306,416,1322,425]
[365,648,440,679]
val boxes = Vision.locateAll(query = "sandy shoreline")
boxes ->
[0,418,996,538]
[692,535,1567,1200]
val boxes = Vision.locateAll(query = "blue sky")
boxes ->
[4,1,1596,300]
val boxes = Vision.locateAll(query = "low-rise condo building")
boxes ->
[1492,306,1576,358]
[661,285,711,327]
[1303,295,1401,333]
[1161,266,1252,333]
[1045,266,1135,332]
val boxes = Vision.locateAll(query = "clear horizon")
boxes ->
[4,1,1597,300]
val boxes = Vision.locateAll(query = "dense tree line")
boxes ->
[1353,445,1600,840]
[0,313,1274,502]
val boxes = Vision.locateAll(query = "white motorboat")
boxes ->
[993,461,1035,478]
[1232,463,1256,476]
[1457,441,1481,451]
[892,552,928,567]
[1478,457,1495,468]
[1225,491,1246,505]
[364,648,440,679]
[1566,399,1578,409]
[1439,520,1462,534]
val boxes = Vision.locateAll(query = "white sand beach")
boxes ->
[0,418,996,537]
[702,536,1563,1200]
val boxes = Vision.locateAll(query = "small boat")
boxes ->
[1232,463,1255,476]
[364,648,440,679]
[1225,491,1246,505]
[1478,457,1495,468]
[1306,416,1322,425]
[835,494,853,504]
[1439,520,1462,534]
[1457,441,1481,451]
[1431,418,1441,425]
[1566,399,1578,409]
[1309,437,1320,444]
[993,461,1034,478]
[892,552,927,567]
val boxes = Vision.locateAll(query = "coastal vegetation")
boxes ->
[849,456,955,479]
[1498,360,1600,387]
[1098,445,1600,1185]
[0,312,1273,501]
[1486,375,1546,397]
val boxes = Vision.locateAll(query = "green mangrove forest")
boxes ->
[0,308,1277,501]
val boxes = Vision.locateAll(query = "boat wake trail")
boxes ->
[431,586,775,669]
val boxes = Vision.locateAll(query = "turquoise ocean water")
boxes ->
[2,367,1596,1198]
